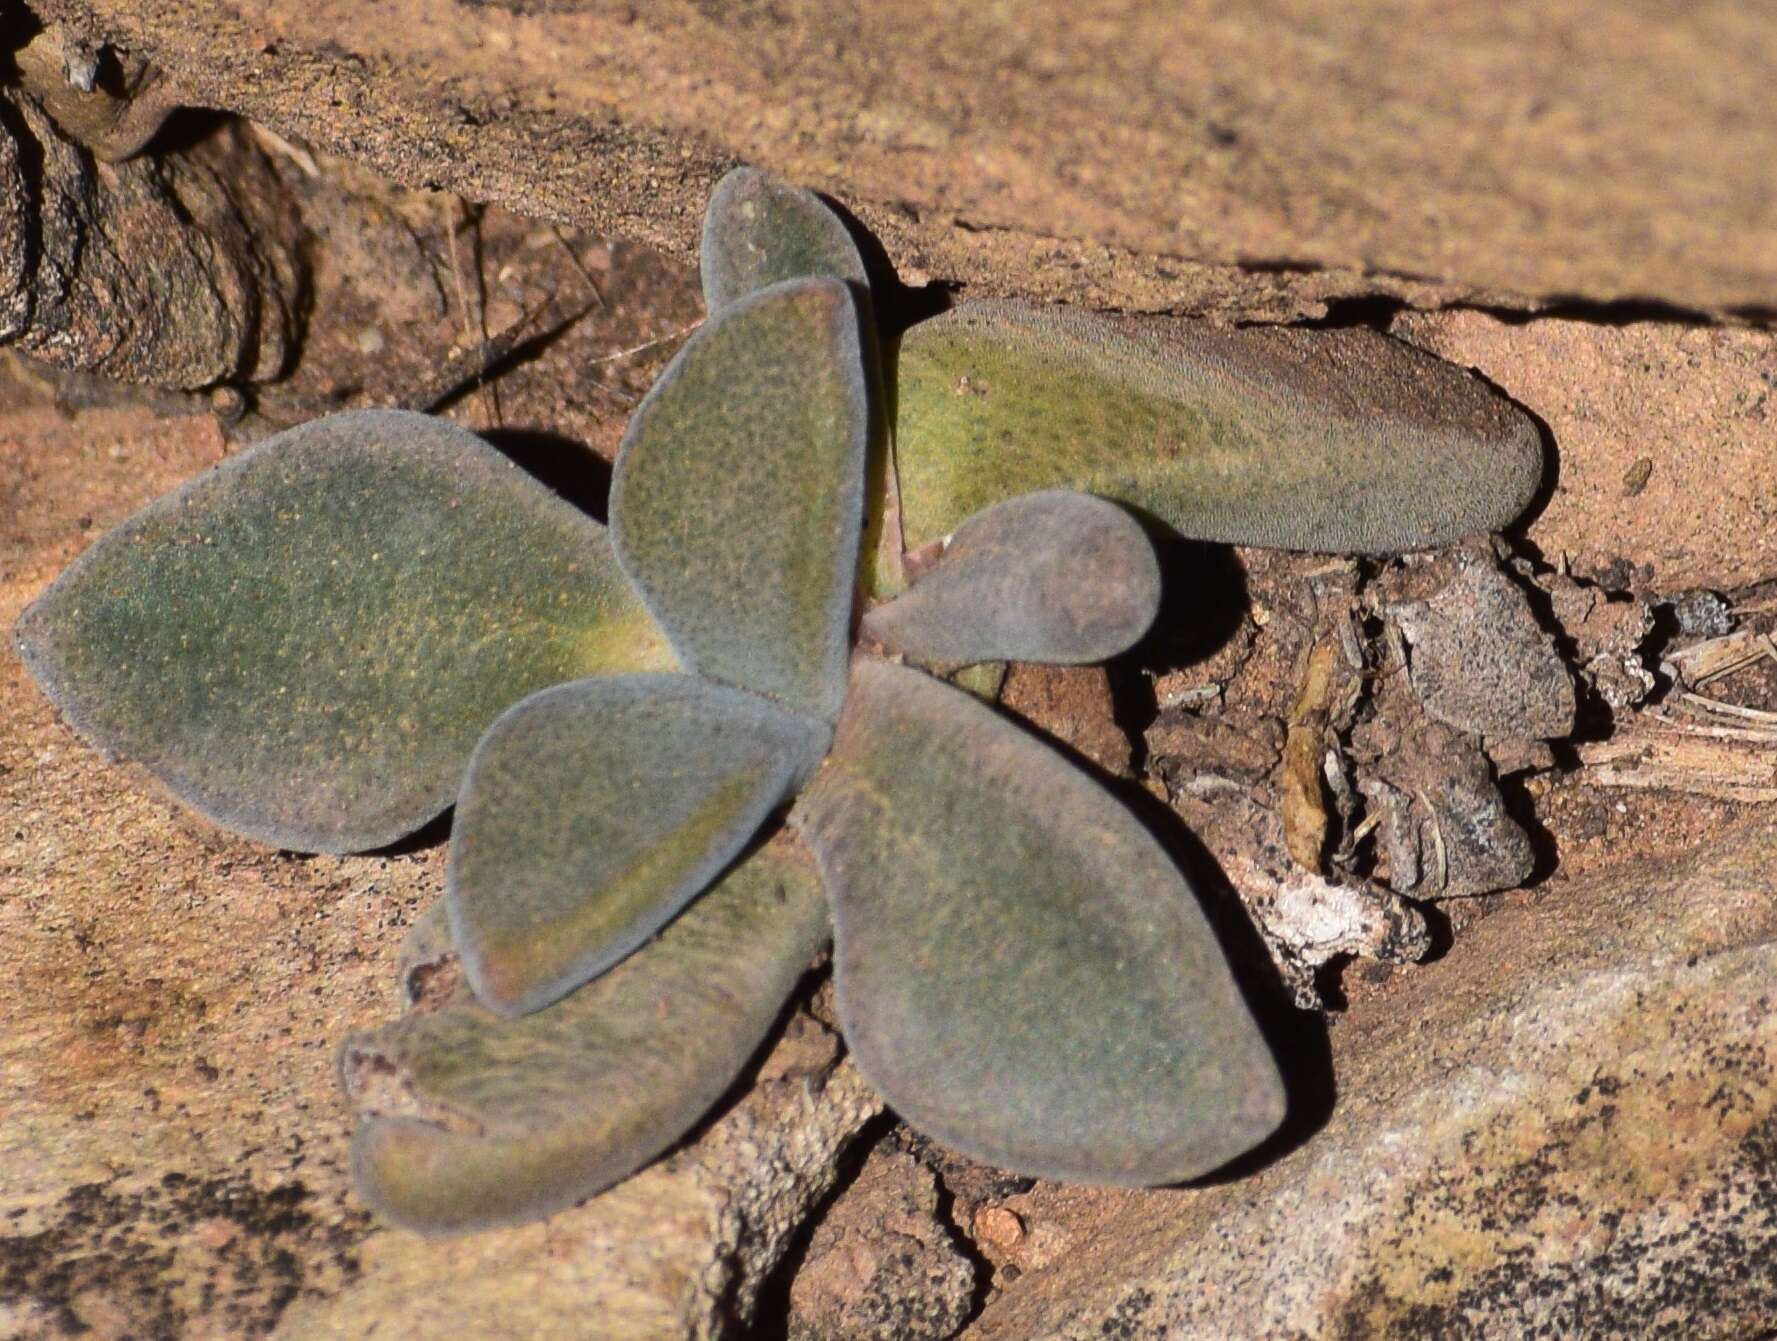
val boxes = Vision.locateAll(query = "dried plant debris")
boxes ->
[12,164,1556,1235]
[894,301,1543,554]
[1377,546,1576,744]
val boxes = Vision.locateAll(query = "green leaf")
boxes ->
[793,658,1285,1184]
[611,277,869,722]
[448,673,828,1017]
[340,834,829,1235]
[700,166,870,313]
[11,409,673,854]
[698,167,906,598]
[893,301,1545,555]
[861,489,1160,669]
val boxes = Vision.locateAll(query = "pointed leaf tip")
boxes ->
[794,658,1285,1184]
[342,836,828,1234]
[862,489,1161,668]
[12,408,671,853]
[448,673,828,1017]
[701,167,870,313]
[894,301,1544,555]
[611,277,869,722]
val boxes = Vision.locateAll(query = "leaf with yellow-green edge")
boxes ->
[611,277,868,722]
[793,658,1286,1184]
[340,833,829,1235]
[11,409,673,854]
[699,166,906,598]
[893,301,1545,555]
[449,673,829,1017]
[862,489,1160,669]
[700,166,870,313]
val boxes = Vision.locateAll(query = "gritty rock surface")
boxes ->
[26,0,1777,320]
[0,87,303,387]
[1392,310,1777,592]
[962,814,1777,1340]
[786,1146,976,1341]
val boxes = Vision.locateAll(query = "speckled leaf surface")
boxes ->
[341,835,829,1235]
[611,277,868,721]
[449,673,829,1017]
[862,489,1160,668]
[700,166,870,313]
[793,658,1286,1184]
[894,301,1544,555]
[10,409,672,854]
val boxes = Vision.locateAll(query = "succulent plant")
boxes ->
[11,167,1543,1235]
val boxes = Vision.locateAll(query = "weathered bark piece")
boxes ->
[963,815,1777,1339]
[30,0,1777,318]
[0,85,301,386]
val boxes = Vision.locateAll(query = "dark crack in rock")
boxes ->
[0,87,302,388]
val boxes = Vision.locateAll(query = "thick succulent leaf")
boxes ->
[700,166,870,313]
[793,658,1286,1184]
[11,409,672,853]
[611,277,868,721]
[449,673,829,1017]
[893,301,1545,555]
[341,834,829,1235]
[861,489,1160,668]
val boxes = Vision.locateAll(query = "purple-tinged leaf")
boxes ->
[894,301,1544,555]
[341,834,828,1234]
[862,489,1160,668]
[700,166,869,313]
[611,278,868,722]
[793,658,1285,1184]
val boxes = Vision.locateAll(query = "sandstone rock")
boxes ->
[28,0,1777,319]
[1392,311,1777,593]
[962,814,1777,1340]
[787,1146,976,1341]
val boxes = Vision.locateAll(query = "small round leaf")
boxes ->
[862,489,1160,668]
[700,166,870,313]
